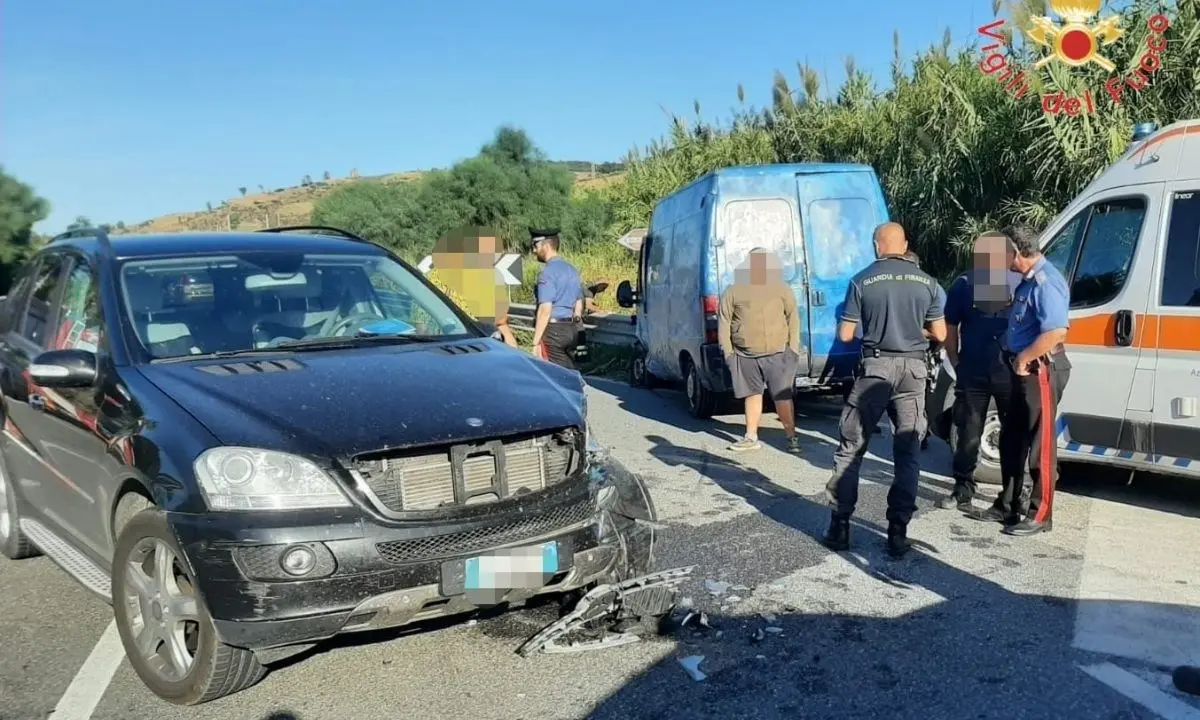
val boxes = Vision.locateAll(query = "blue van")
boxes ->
[615,163,890,418]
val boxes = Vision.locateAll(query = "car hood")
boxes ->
[136,339,587,459]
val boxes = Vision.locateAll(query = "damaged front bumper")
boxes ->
[171,447,657,661]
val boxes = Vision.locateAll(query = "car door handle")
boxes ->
[28,393,45,412]
[811,289,826,307]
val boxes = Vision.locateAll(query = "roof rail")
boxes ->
[256,225,372,244]
[50,226,112,251]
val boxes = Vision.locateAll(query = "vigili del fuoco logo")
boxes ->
[977,0,1170,116]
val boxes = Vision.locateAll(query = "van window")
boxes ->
[1068,198,1145,309]
[719,199,797,280]
[646,228,669,284]
[1160,190,1200,307]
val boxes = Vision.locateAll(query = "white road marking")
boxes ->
[1080,663,1200,720]
[48,620,125,720]
[1073,497,1200,667]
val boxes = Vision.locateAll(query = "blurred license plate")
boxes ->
[464,542,558,590]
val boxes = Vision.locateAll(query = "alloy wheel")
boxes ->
[122,538,202,683]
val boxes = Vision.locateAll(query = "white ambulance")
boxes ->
[928,119,1200,483]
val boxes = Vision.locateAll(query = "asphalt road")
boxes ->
[4,377,1200,720]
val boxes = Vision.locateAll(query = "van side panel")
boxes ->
[795,169,889,382]
[644,175,714,382]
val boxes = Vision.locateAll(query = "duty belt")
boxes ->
[862,348,926,360]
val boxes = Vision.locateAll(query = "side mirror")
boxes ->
[29,349,98,389]
[616,280,638,309]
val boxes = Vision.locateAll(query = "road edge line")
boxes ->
[48,619,125,720]
[1080,662,1200,720]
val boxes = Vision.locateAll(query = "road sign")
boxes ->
[417,253,524,286]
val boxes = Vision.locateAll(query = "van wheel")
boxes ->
[629,350,656,388]
[112,508,266,705]
[949,402,1003,486]
[685,360,717,419]
[0,452,39,560]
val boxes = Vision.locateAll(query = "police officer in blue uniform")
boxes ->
[529,228,584,370]
[937,232,1023,511]
[966,224,1071,536]
[823,223,947,558]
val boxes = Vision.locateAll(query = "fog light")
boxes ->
[280,545,317,576]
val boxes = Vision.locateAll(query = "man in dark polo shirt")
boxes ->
[823,222,946,558]
[936,232,1022,511]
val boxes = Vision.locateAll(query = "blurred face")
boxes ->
[973,234,1011,307]
[433,231,507,322]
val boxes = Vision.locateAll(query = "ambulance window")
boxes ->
[1160,191,1200,307]
[1068,197,1145,309]
[1042,212,1087,280]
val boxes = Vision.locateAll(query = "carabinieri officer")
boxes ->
[966,224,1071,536]
[529,228,584,370]
[823,222,946,558]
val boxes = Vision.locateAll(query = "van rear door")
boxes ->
[795,170,887,380]
[715,196,810,376]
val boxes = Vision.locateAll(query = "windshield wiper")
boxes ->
[153,334,448,363]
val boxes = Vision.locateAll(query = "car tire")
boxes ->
[684,359,717,419]
[629,349,656,389]
[112,508,266,705]
[948,401,1003,486]
[0,452,39,560]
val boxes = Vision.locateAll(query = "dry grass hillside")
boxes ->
[121,168,626,235]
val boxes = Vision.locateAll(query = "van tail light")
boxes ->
[703,295,719,344]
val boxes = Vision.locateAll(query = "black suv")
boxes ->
[0,226,656,705]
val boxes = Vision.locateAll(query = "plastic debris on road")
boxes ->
[704,579,731,595]
[678,655,707,681]
[516,566,695,657]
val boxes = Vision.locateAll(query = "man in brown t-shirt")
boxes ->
[718,248,802,454]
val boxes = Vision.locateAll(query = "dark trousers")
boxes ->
[995,356,1070,522]
[542,322,579,370]
[950,368,1013,500]
[826,356,927,526]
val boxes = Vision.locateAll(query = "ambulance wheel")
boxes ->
[949,401,1002,486]
[629,349,656,388]
[684,359,716,419]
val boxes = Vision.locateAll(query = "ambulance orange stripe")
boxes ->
[1066,313,1200,352]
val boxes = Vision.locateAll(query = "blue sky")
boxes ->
[4,0,997,233]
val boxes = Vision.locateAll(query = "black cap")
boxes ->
[529,228,560,240]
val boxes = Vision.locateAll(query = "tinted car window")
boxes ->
[50,260,103,353]
[1160,190,1200,307]
[1069,198,1145,309]
[120,251,473,359]
[21,254,66,348]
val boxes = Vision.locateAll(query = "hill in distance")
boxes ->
[121,161,627,235]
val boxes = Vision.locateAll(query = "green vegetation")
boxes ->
[0,167,50,292]
[609,0,1200,281]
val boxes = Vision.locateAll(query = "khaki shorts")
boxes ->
[729,349,800,401]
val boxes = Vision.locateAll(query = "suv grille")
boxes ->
[354,428,581,513]
[374,496,595,564]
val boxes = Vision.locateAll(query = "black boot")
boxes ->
[887,523,911,558]
[937,486,972,511]
[822,513,850,551]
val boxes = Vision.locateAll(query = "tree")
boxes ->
[238,187,247,196]
[206,201,213,212]
[258,184,265,192]
[323,170,331,181]
[66,216,92,231]
[0,167,50,289]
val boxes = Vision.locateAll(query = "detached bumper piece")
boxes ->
[516,565,695,656]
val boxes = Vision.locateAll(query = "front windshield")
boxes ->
[120,251,473,359]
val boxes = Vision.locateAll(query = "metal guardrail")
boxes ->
[508,303,636,347]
